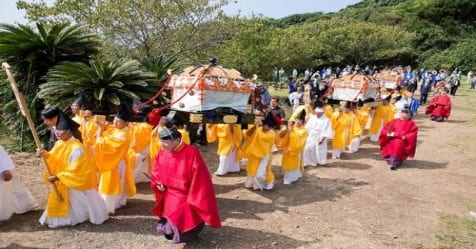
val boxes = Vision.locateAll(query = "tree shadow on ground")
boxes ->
[340,146,381,161]
[214,182,246,196]
[217,174,369,221]
[0,209,48,233]
[0,210,47,233]
[401,159,448,170]
[69,216,158,235]
[112,198,155,216]
[320,161,373,170]
[0,243,47,249]
[135,182,154,194]
[184,225,315,248]
[413,124,434,132]
[445,119,467,124]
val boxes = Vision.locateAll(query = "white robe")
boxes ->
[39,189,108,228]
[100,160,128,214]
[133,147,150,183]
[303,115,334,166]
[215,148,240,176]
[0,145,37,221]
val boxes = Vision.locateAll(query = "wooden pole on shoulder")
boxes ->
[2,62,63,202]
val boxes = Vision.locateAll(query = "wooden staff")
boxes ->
[1,62,63,202]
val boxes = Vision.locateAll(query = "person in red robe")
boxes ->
[425,87,452,122]
[150,126,221,243]
[378,109,418,170]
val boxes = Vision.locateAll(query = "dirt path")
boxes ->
[1,94,475,249]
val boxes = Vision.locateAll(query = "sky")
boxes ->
[0,0,361,25]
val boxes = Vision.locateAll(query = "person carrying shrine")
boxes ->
[37,113,108,228]
[276,110,308,184]
[206,123,242,176]
[94,106,136,213]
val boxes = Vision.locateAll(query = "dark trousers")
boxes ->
[450,85,458,96]
[420,93,428,104]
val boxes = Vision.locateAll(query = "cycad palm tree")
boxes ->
[139,55,180,106]
[0,22,100,89]
[39,59,159,113]
[0,22,100,151]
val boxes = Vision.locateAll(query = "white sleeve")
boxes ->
[0,145,15,171]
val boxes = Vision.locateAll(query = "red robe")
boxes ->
[378,118,418,161]
[425,94,451,119]
[151,142,221,232]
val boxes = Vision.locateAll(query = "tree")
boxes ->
[18,0,234,60]
[38,59,158,113]
[316,19,416,66]
[0,22,100,151]
[0,22,100,89]
[421,39,476,72]
[205,17,278,80]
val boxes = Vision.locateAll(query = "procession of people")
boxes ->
[2,64,463,245]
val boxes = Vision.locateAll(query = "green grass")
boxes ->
[436,215,476,249]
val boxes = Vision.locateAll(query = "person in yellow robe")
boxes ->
[289,104,313,123]
[388,94,399,122]
[70,94,87,125]
[241,113,277,190]
[206,123,242,176]
[94,107,136,213]
[323,100,334,119]
[166,111,191,145]
[331,101,362,159]
[355,100,371,134]
[369,94,393,142]
[37,113,108,228]
[78,110,98,166]
[128,121,153,183]
[149,109,170,165]
[276,111,308,184]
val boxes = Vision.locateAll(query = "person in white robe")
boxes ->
[0,145,37,221]
[302,106,334,167]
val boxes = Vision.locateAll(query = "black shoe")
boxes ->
[390,166,397,170]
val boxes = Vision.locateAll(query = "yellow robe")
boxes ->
[128,122,153,172]
[45,138,97,217]
[369,104,394,135]
[178,128,191,145]
[72,114,81,125]
[149,126,165,165]
[331,112,362,150]
[388,104,397,123]
[356,107,371,131]
[276,126,308,171]
[94,127,136,196]
[80,119,99,149]
[324,105,334,119]
[206,124,242,156]
[289,104,313,123]
[129,122,153,153]
[241,127,276,184]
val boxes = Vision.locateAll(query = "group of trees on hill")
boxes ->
[0,0,475,150]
